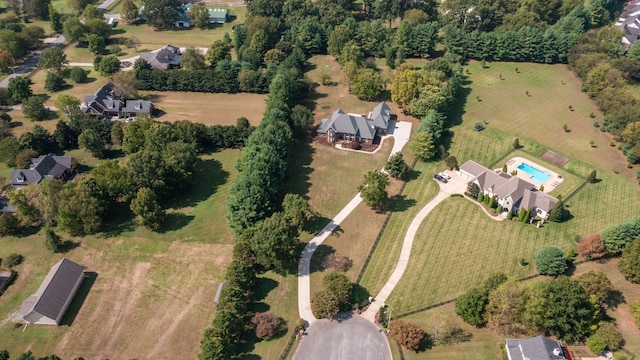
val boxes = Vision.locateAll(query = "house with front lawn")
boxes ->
[139,45,181,70]
[316,102,391,144]
[82,84,154,118]
[505,336,571,360]
[10,154,73,189]
[459,160,558,219]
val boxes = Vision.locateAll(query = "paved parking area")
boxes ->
[292,315,391,360]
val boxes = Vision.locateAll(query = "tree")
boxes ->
[207,40,231,67]
[282,193,313,229]
[587,170,597,183]
[352,68,384,101]
[311,289,340,319]
[389,320,429,352]
[130,187,165,230]
[578,234,606,259]
[141,0,182,30]
[63,16,87,44]
[40,47,67,72]
[251,312,280,339]
[187,3,210,29]
[602,218,640,254]
[548,199,570,222]
[358,170,389,208]
[536,246,567,276]
[523,277,598,342]
[289,105,313,138]
[16,351,35,360]
[242,212,299,274]
[44,71,65,92]
[86,33,106,54]
[593,322,624,351]
[78,128,106,158]
[121,0,139,24]
[181,47,207,70]
[81,4,101,19]
[68,0,92,12]
[619,236,640,283]
[513,138,520,149]
[385,152,410,179]
[455,287,488,327]
[0,212,20,236]
[55,94,82,121]
[23,96,49,121]
[30,0,51,19]
[445,155,458,170]
[577,271,614,306]
[323,272,352,305]
[391,69,425,107]
[49,4,63,32]
[95,55,121,76]
[0,50,15,74]
[44,227,62,253]
[0,350,8,360]
[485,280,524,335]
[69,66,88,83]
[7,76,33,103]
[410,131,436,161]
[587,335,607,355]
[111,71,138,99]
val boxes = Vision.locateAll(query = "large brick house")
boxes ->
[81,84,153,118]
[316,102,391,144]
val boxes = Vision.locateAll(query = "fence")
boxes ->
[278,332,298,360]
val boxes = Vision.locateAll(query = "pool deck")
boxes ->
[499,156,564,193]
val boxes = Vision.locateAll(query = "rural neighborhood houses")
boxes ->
[615,0,640,47]
[459,160,558,218]
[316,102,391,144]
[138,45,182,70]
[82,83,154,118]
[505,336,571,360]
[17,258,85,326]
[10,154,73,190]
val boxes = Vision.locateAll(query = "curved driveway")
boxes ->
[292,315,391,360]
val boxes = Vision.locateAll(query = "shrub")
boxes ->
[311,289,340,319]
[467,182,480,198]
[614,354,628,360]
[563,124,568,132]
[506,210,514,220]
[587,170,597,183]
[496,205,503,213]
[0,213,19,236]
[590,112,595,118]
[44,228,61,253]
[535,246,567,276]
[593,121,600,127]
[602,217,640,254]
[587,335,607,355]
[389,320,430,352]
[594,322,624,351]
[445,155,458,170]
[502,164,507,173]
[251,312,280,339]
[578,234,606,259]
[513,138,520,149]
[69,67,88,83]
[4,253,23,267]
[477,193,484,203]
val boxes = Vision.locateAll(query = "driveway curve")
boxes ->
[292,315,391,360]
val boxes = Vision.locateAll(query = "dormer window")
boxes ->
[17,172,25,182]
[135,101,142,110]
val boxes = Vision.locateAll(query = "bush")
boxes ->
[4,253,23,267]
[251,312,280,339]
[602,217,640,254]
[311,289,340,319]
[477,193,484,203]
[578,234,606,259]
[322,272,352,305]
[69,67,88,83]
[506,210,514,220]
[535,246,567,276]
[389,320,430,352]
[587,170,597,183]
[587,335,607,355]
[594,322,624,351]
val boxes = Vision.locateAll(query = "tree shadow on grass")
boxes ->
[100,203,135,238]
[285,138,315,201]
[58,240,81,253]
[390,194,416,212]
[165,157,228,209]
[60,271,97,326]
[157,213,195,233]
[445,79,472,128]
[309,244,335,273]
[606,289,625,310]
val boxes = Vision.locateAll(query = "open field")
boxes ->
[141,91,268,126]
[0,149,240,358]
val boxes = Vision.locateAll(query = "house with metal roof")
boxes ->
[316,102,391,144]
[505,336,570,360]
[10,154,73,189]
[458,160,558,218]
[182,4,229,25]
[18,258,85,325]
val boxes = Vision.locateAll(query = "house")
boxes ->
[183,4,230,24]
[18,258,85,325]
[615,0,640,48]
[505,336,570,360]
[10,154,73,189]
[139,45,181,70]
[316,102,391,144]
[82,84,154,118]
[459,160,558,218]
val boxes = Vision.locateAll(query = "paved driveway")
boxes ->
[293,315,391,360]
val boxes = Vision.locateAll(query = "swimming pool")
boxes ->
[517,163,551,183]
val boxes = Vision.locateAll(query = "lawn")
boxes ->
[0,149,240,359]
[30,67,112,107]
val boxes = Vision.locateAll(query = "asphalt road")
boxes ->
[292,315,391,360]
[0,35,65,88]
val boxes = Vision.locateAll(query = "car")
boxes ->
[438,172,451,180]
[474,123,485,131]
[433,174,448,183]
[120,61,132,68]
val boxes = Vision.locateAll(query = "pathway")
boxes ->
[297,121,412,325]
[0,36,65,88]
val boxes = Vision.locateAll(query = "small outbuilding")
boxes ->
[18,258,85,325]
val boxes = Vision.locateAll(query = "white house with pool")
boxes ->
[458,159,561,219]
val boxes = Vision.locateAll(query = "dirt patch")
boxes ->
[541,150,569,167]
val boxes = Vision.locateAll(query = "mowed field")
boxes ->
[0,150,240,359]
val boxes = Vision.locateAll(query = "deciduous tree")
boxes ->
[577,270,614,306]
[207,39,231,67]
[351,68,383,100]
[130,187,165,230]
[111,71,139,99]
[410,131,436,161]
[63,16,87,44]
[40,47,68,72]
[389,320,430,351]
[358,170,389,208]
[619,236,640,284]
[187,3,210,29]
[44,71,65,92]
[578,234,606,259]
[251,312,280,339]
[141,0,182,30]
[180,47,207,70]
[7,76,33,103]
[311,289,340,319]
[22,96,49,121]
[78,128,106,158]
[121,0,139,23]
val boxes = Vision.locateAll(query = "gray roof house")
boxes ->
[139,45,181,70]
[615,0,640,47]
[505,336,569,360]
[458,160,558,218]
[18,258,85,325]
[10,154,73,189]
[82,84,154,117]
[317,102,391,144]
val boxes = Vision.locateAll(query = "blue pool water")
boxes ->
[517,163,551,183]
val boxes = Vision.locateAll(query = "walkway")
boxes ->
[297,121,412,325]
[0,36,65,88]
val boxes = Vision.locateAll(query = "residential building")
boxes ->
[82,83,154,118]
[459,160,558,218]
[18,258,85,325]
[139,45,181,70]
[182,4,229,25]
[505,336,571,360]
[10,154,73,189]
[316,102,391,144]
[615,0,640,48]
